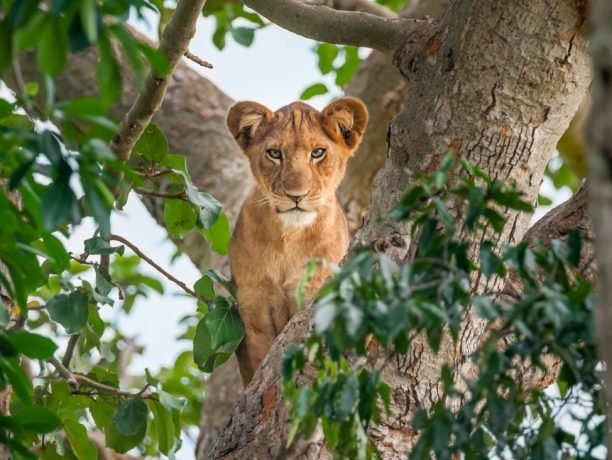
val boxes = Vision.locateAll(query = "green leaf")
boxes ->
[479,242,504,279]
[63,419,98,459]
[200,211,231,255]
[12,406,60,433]
[112,398,148,436]
[148,400,176,455]
[164,199,197,238]
[61,96,108,117]
[230,27,255,46]
[83,179,113,239]
[138,43,170,75]
[0,20,12,71]
[335,46,361,86]
[98,33,122,104]
[133,123,168,163]
[334,374,359,421]
[106,415,147,453]
[7,332,58,359]
[42,232,70,272]
[41,177,77,231]
[194,276,215,300]
[205,301,244,351]
[84,236,124,255]
[46,291,89,334]
[38,18,67,75]
[79,0,98,43]
[317,43,339,75]
[300,83,328,101]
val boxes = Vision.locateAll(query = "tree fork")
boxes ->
[208,1,592,457]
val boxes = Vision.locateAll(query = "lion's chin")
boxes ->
[277,209,317,227]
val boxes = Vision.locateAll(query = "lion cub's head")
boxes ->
[227,98,368,226]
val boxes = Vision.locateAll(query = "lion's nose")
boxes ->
[285,192,308,204]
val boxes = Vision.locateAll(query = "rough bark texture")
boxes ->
[341,0,450,232]
[586,0,612,454]
[208,1,592,458]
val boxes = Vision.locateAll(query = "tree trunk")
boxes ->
[585,0,612,454]
[208,1,591,458]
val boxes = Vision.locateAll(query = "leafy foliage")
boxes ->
[282,156,603,458]
[0,0,238,457]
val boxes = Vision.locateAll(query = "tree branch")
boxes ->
[311,0,399,18]
[110,0,207,161]
[242,0,424,56]
[109,234,207,302]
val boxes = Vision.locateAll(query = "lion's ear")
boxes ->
[321,98,368,151]
[227,101,273,149]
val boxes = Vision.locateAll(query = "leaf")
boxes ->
[12,406,60,433]
[112,398,148,436]
[38,18,67,75]
[200,211,231,255]
[148,400,176,455]
[46,291,89,334]
[7,332,58,359]
[205,301,244,351]
[335,46,361,86]
[479,241,504,279]
[63,419,98,459]
[230,27,255,46]
[83,179,113,239]
[105,415,147,453]
[79,0,98,43]
[317,43,339,75]
[84,236,124,255]
[133,123,168,163]
[61,96,108,117]
[300,83,328,101]
[315,302,336,333]
[194,276,215,300]
[42,232,70,272]
[138,43,170,75]
[41,177,77,231]
[98,33,122,104]
[164,199,197,238]
[334,374,359,421]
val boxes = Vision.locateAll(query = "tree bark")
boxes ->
[208,1,591,458]
[585,0,612,454]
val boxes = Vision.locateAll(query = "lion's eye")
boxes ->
[311,148,326,160]
[266,149,282,161]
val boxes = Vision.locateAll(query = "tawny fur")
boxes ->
[227,98,368,385]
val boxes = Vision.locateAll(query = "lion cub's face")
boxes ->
[227,98,368,226]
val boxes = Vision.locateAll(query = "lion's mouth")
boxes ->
[276,206,309,213]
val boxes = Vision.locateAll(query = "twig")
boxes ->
[110,0,207,162]
[49,357,154,399]
[184,50,213,69]
[62,334,79,368]
[136,168,174,178]
[109,234,209,302]
[11,60,35,118]
[134,187,188,201]
[48,357,79,389]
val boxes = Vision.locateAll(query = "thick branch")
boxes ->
[312,0,398,18]
[110,0,207,161]
[242,0,421,56]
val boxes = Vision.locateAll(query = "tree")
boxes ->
[0,0,605,459]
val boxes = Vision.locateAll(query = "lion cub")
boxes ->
[227,98,368,385]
